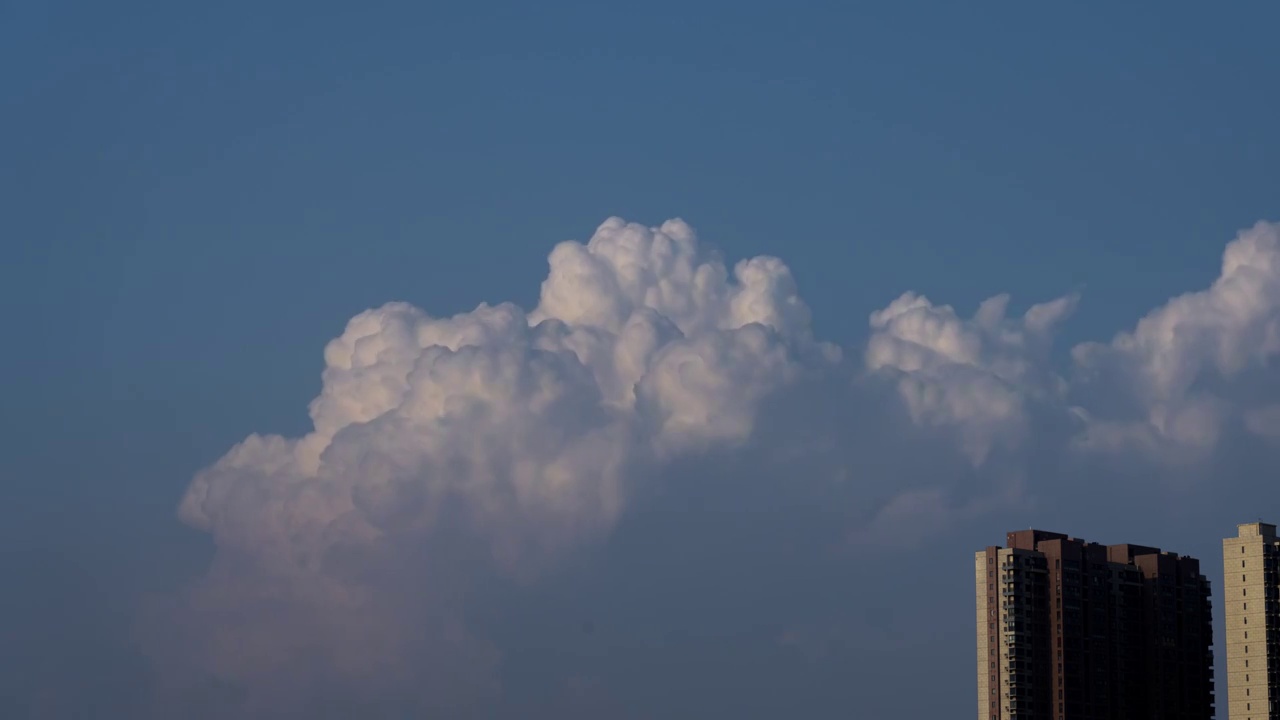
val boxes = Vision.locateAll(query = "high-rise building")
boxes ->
[976,529,1215,720]
[1223,522,1280,720]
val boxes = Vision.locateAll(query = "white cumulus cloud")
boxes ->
[151,216,1280,718]
[1072,221,1280,457]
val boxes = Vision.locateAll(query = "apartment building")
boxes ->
[976,529,1215,720]
[1223,522,1280,720]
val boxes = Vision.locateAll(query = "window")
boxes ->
[1244,574,1248,581]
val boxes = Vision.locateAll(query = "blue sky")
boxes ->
[3,2,1279,717]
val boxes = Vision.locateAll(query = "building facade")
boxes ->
[976,529,1214,720]
[1223,522,1280,720]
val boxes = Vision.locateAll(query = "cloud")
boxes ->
[151,217,840,716]
[1072,221,1280,458]
[866,290,1076,465]
[148,216,1280,717]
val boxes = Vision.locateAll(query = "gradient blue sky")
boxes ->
[3,2,1279,717]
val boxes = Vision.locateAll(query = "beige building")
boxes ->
[1223,522,1279,720]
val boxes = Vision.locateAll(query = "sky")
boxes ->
[3,1,1280,717]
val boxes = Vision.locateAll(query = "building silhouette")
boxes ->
[976,529,1214,719]
[1223,522,1280,720]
